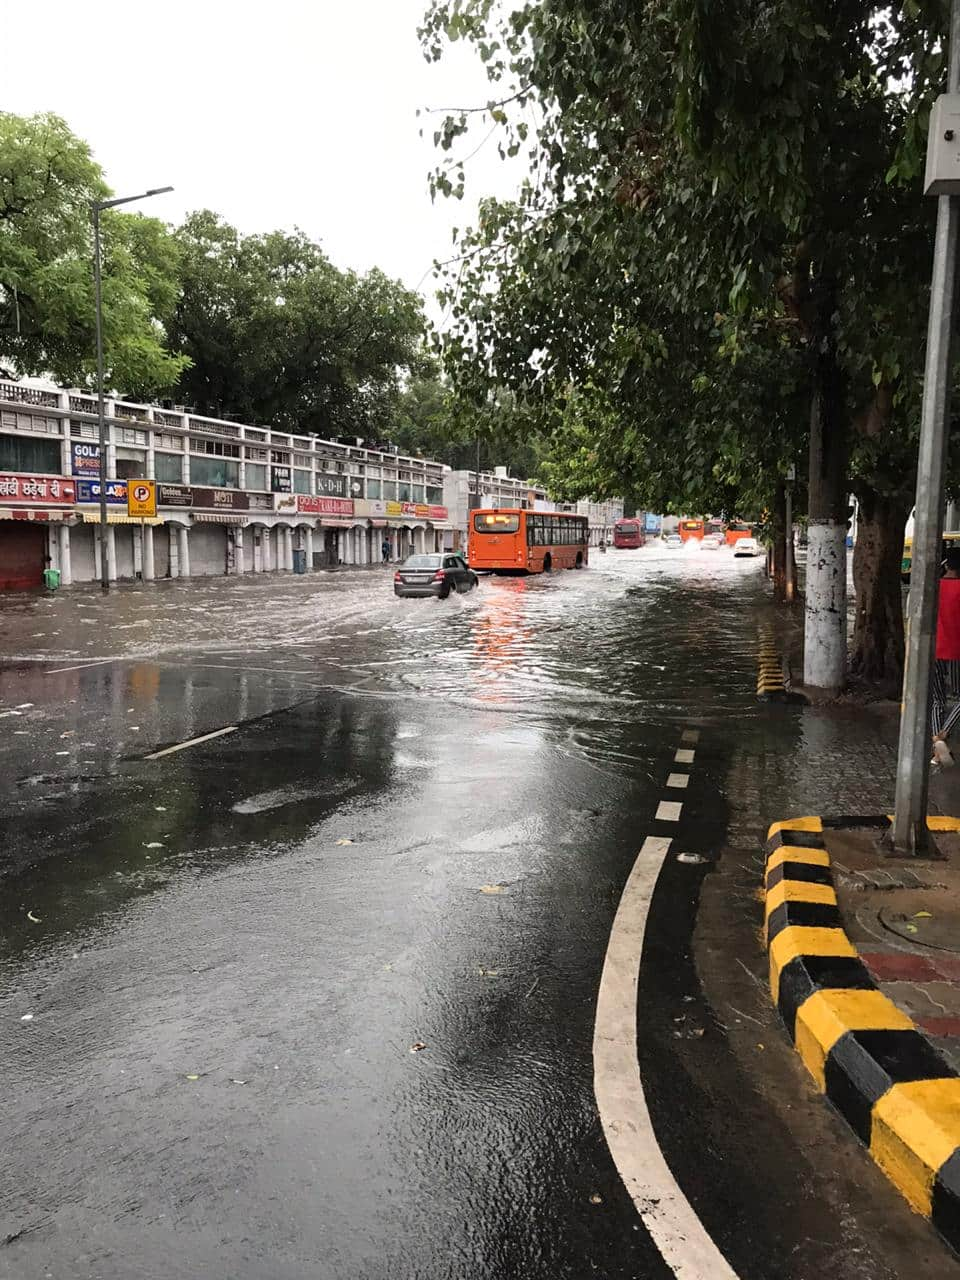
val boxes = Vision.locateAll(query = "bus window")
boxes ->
[474,513,520,533]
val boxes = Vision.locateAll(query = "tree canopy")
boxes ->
[0,111,187,395]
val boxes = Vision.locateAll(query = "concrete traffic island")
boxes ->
[764,815,960,1253]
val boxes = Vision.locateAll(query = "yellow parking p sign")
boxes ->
[127,480,157,519]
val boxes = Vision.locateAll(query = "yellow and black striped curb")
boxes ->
[756,626,807,703]
[764,814,960,1252]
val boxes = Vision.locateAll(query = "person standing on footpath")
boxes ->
[381,537,391,566]
[932,547,960,765]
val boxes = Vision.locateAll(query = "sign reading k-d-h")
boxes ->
[127,479,157,519]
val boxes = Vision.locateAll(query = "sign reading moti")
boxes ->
[126,479,157,519]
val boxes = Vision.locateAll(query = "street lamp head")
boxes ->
[145,186,174,197]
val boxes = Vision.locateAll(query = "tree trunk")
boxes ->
[771,480,786,602]
[803,347,848,691]
[849,488,909,693]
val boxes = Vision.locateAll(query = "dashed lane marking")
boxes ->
[656,800,683,822]
[595,826,740,1279]
[681,729,701,744]
[144,726,237,759]
[666,773,690,789]
[674,749,695,764]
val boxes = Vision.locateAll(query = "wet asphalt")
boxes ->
[0,549,956,1280]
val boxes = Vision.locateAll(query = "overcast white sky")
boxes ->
[1,0,519,322]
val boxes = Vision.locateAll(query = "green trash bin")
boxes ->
[43,568,61,590]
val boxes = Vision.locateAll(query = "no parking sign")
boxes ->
[127,480,157,519]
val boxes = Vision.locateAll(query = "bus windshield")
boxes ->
[474,513,520,533]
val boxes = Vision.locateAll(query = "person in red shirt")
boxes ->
[932,548,960,765]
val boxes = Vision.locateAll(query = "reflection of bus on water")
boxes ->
[469,509,589,574]
[613,518,645,548]
[678,518,705,543]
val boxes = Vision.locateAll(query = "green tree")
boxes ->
[421,1,957,691]
[169,211,430,436]
[0,111,186,395]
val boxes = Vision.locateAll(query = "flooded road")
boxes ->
[0,549,952,1280]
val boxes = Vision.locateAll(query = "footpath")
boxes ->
[757,606,960,1258]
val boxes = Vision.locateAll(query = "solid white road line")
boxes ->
[666,773,690,789]
[45,659,114,674]
[674,748,695,764]
[656,800,683,822]
[594,835,740,1280]
[144,726,237,759]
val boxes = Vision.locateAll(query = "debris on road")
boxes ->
[26,910,41,924]
[409,1041,427,1053]
[479,883,508,894]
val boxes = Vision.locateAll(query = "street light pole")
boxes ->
[90,186,173,592]
[892,2,960,853]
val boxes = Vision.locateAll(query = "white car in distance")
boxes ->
[733,537,762,558]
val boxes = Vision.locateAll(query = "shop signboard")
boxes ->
[297,495,354,516]
[157,483,192,508]
[644,512,662,534]
[0,473,77,504]
[274,493,298,514]
[315,472,347,498]
[191,487,249,511]
[249,493,273,512]
[270,466,292,493]
[76,478,125,504]
[428,505,448,521]
[385,500,402,518]
[71,442,101,475]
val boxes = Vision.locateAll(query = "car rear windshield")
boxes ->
[473,513,520,533]
[619,524,639,533]
[403,555,442,568]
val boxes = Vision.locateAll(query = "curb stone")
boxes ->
[764,814,960,1253]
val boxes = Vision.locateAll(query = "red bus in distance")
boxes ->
[612,518,644,548]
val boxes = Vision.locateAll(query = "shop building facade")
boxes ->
[0,381,453,586]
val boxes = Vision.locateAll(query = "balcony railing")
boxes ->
[0,381,60,408]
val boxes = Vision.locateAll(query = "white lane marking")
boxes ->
[680,728,700,744]
[595,836,740,1279]
[666,773,689,789]
[144,726,237,759]
[45,659,114,674]
[674,748,695,764]
[656,800,683,822]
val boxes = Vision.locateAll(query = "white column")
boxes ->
[106,525,118,581]
[142,524,155,581]
[233,527,245,573]
[283,527,294,571]
[57,522,73,586]
[305,526,314,570]
[178,524,191,579]
[169,525,180,577]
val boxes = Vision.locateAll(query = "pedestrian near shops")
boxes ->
[932,548,960,765]
[381,538,391,566]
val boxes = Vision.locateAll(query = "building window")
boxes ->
[155,452,182,483]
[426,486,443,504]
[0,412,61,435]
[381,481,397,500]
[366,479,381,498]
[116,455,147,480]
[0,433,61,474]
[194,439,240,458]
[411,486,425,502]
[294,469,312,495]
[120,427,148,446]
[245,462,268,490]
[270,450,290,464]
[246,447,267,462]
[190,456,240,488]
[294,453,312,468]
[155,432,181,451]
[398,482,412,502]
[72,421,99,440]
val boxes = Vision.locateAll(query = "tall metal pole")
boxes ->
[785,483,796,604]
[893,0,960,854]
[93,203,109,590]
[474,431,481,508]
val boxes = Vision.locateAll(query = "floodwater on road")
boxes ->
[0,547,947,1280]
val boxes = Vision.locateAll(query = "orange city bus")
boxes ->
[678,518,705,543]
[469,508,590,574]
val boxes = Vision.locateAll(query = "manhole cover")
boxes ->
[879,900,960,952]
